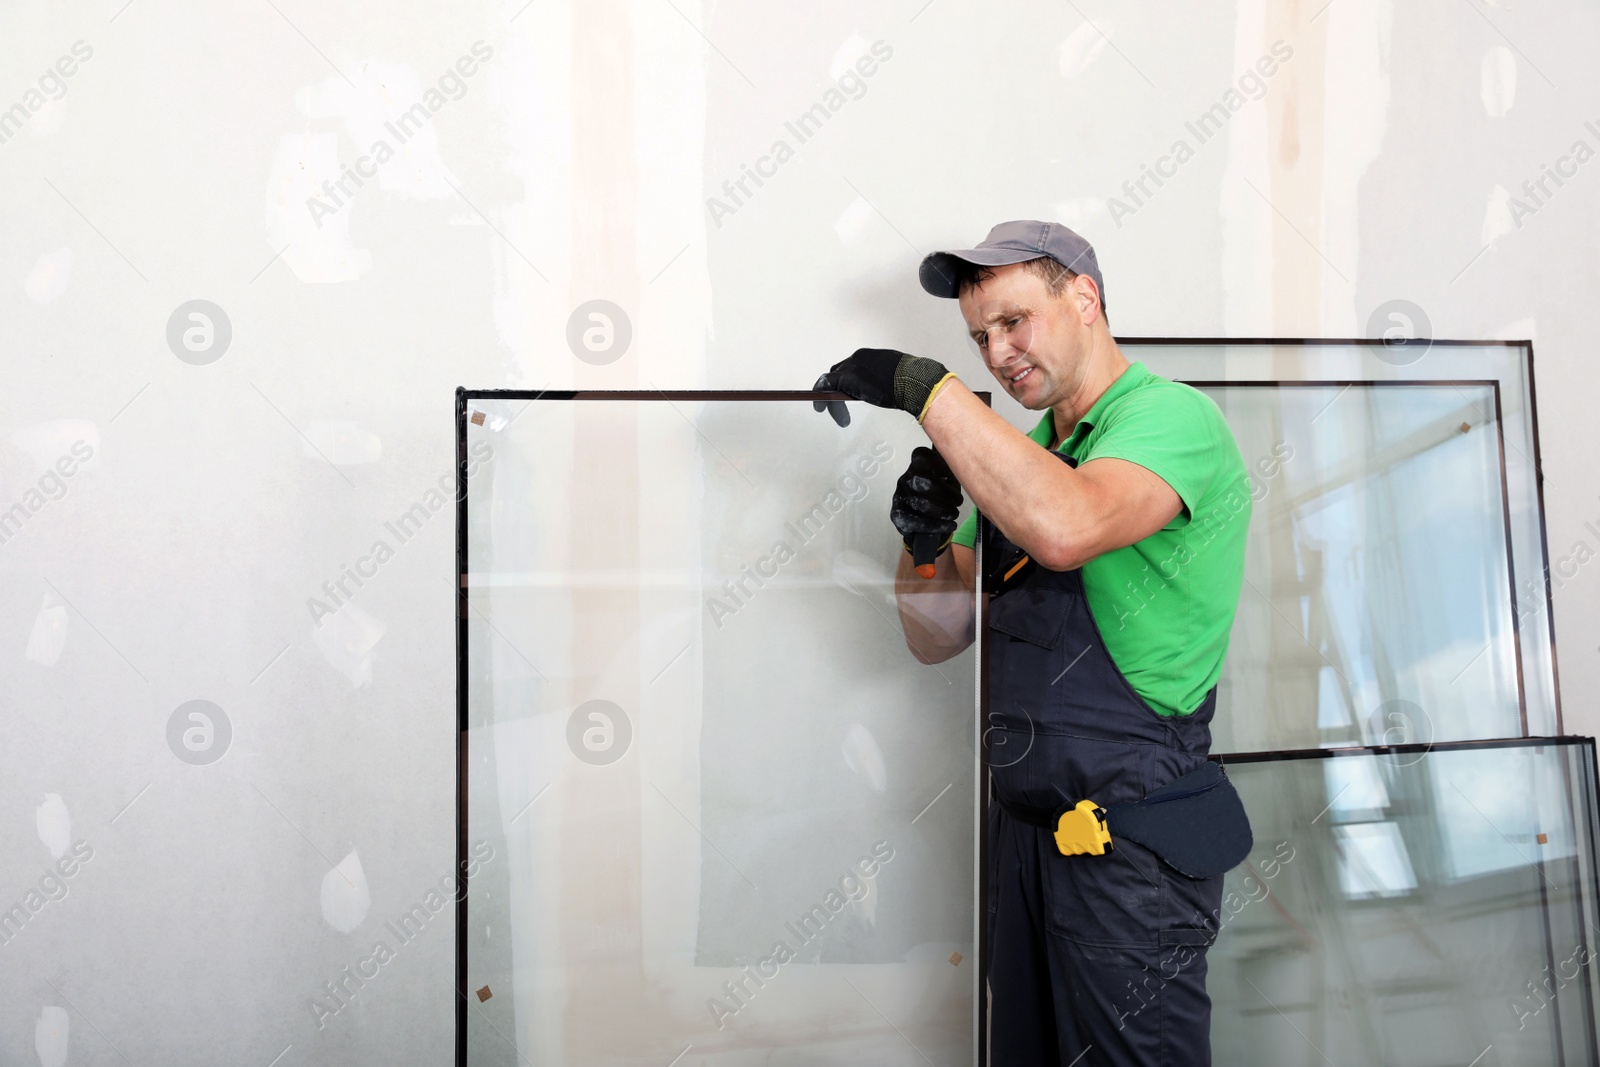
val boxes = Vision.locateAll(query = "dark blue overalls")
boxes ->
[982,451,1224,1067]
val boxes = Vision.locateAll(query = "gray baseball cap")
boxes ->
[919,220,1106,309]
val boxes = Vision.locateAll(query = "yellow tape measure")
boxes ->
[1053,799,1113,857]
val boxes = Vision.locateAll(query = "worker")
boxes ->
[812,221,1252,1066]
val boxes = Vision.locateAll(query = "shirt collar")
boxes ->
[1032,361,1151,451]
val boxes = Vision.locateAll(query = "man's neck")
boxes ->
[1050,334,1129,448]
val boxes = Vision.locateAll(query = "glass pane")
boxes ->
[1200,382,1515,754]
[1210,740,1600,1065]
[1127,342,1557,751]
[460,394,980,1065]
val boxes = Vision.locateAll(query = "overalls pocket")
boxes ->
[988,583,1070,649]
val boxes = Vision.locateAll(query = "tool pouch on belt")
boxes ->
[1101,761,1253,879]
[1001,762,1255,878]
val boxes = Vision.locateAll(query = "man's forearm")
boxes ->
[919,381,1091,568]
[893,544,976,663]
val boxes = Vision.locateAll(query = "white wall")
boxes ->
[1,0,1596,1062]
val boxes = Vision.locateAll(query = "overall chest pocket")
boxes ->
[988,583,1071,650]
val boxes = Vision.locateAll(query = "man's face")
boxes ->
[957,262,1093,411]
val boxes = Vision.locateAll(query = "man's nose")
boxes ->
[982,330,1021,365]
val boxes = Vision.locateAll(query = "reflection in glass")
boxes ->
[1334,822,1417,899]
[1129,342,1557,750]
[1210,741,1600,1065]
[1196,382,1518,754]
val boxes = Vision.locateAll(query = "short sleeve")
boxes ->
[1085,386,1232,525]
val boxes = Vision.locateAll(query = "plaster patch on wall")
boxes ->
[482,31,564,387]
[265,59,480,284]
[296,63,461,203]
[1481,46,1516,116]
[833,196,876,245]
[1483,183,1515,244]
[264,132,374,284]
[312,601,387,687]
[29,97,68,139]
[842,723,887,793]
[24,248,73,304]
[1059,20,1113,79]
[829,33,871,80]
[26,597,68,666]
[321,849,372,932]
[1219,0,1275,334]
[36,793,70,859]
[34,1005,67,1067]
[1318,0,1393,333]
[858,863,880,925]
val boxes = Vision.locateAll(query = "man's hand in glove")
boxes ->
[892,446,962,577]
[812,348,958,427]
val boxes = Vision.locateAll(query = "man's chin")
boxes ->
[1014,385,1049,411]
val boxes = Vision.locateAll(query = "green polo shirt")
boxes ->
[951,361,1251,717]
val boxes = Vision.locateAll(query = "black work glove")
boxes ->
[892,446,962,576]
[813,348,956,427]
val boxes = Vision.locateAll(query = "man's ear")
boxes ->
[1072,274,1100,324]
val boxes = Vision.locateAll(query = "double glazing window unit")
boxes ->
[457,340,1595,1065]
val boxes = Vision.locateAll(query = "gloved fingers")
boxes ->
[900,479,962,515]
[892,501,959,532]
[906,445,958,484]
[811,372,851,427]
[848,346,898,363]
[898,452,962,504]
[893,520,957,543]
[831,349,904,410]
[893,515,958,539]
[890,491,960,537]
